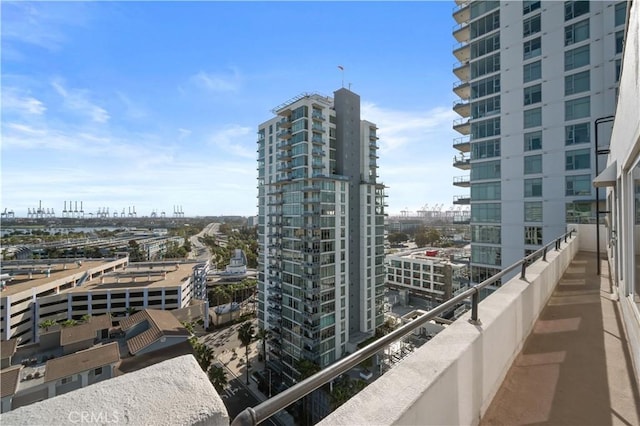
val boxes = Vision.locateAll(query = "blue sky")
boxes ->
[1,1,463,218]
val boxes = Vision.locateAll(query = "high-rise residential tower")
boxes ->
[256,89,386,384]
[452,0,627,282]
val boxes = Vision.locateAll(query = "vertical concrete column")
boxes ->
[47,382,56,398]
[161,288,166,310]
[80,371,89,387]
[143,289,148,309]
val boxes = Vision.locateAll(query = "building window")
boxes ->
[470,1,499,19]
[471,160,501,180]
[523,37,542,60]
[470,11,500,38]
[471,75,500,98]
[94,367,103,375]
[565,70,590,95]
[524,154,543,174]
[471,117,501,138]
[472,225,501,244]
[564,1,589,21]
[471,138,501,159]
[523,61,542,83]
[524,108,542,128]
[615,30,624,54]
[471,203,501,222]
[524,84,542,105]
[566,201,592,223]
[566,122,590,145]
[615,59,622,82]
[615,2,627,27]
[524,226,543,245]
[471,182,501,200]
[524,131,542,151]
[525,178,543,197]
[471,246,501,266]
[565,174,591,196]
[566,149,590,170]
[523,14,541,37]
[471,95,501,119]
[471,53,500,79]
[524,201,543,222]
[565,19,589,46]
[523,0,541,15]
[632,160,640,308]
[565,96,590,121]
[471,33,500,59]
[565,45,590,71]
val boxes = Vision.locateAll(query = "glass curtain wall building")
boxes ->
[452,0,627,282]
[256,89,386,384]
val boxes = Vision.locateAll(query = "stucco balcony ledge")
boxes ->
[319,230,640,426]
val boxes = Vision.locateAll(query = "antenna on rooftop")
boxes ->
[338,65,344,88]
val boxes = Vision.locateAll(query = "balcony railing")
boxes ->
[231,229,577,426]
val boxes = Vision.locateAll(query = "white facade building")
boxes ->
[385,249,467,305]
[597,0,640,377]
[256,90,386,383]
[453,0,627,282]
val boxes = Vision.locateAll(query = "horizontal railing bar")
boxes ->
[232,229,576,426]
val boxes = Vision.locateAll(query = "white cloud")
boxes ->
[178,128,192,140]
[191,69,241,92]
[359,102,460,215]
[116,91,148,120]
[208,125,255,159]
[2,88,47,115]
[51,78,110,123]
[361,102,457,153]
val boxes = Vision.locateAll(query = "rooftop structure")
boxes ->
[119,309,190,356]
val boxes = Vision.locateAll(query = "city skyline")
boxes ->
[1,1,461,217]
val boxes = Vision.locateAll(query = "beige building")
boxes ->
[1,342,120,413]
[1,258,202,344]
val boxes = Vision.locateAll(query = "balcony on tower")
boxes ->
[453,60,470,81]
[453,154,470,170]
[453,41,470,62]
[453,117,470,135]
[452,21,470,43]
[453,99,470,118]
[452,0,470,24]
[453,135,470,153]
[453,175,470,187]
[453,194,470,205]
[453,80,470,100]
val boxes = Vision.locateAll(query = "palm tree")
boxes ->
[38,319,57,332]
[256,327,270,369]
[238,321,255,385]
[59,319,78,328]
[295,359,321,426]
[208,365,228,393]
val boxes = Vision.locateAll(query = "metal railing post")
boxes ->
[468,289,481,325]
[230,228,578,426]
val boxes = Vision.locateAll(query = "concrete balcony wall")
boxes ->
[319,234,579,426]
[0,355,229,426]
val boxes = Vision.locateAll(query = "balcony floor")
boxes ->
[482,252,640,426]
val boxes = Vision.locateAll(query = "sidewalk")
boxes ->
[217,340,295,426]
